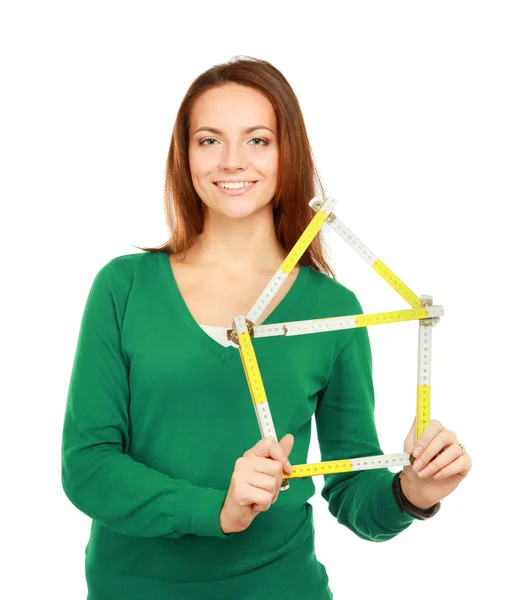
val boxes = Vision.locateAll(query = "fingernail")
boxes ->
[413,446,422,458]
[286,462,292,473]
[413,459,423,471]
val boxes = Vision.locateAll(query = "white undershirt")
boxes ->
[198,324,233,347]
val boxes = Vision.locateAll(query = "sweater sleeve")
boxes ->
[314,294,416,542]
[61,261,231,539]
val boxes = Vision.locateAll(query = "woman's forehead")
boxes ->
[190,85,277,135]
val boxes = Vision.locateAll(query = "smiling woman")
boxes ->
[61,54,471,600]
[138,55,334,276]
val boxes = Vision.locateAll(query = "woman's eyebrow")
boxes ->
[193,125,275,135]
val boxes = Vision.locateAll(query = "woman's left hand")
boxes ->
[401,418,472,509]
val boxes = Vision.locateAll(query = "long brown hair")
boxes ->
[136,55,336,279]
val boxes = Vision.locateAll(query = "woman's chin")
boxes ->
[205,201,266,220]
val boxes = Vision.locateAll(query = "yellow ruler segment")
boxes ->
[416,384,431,440]
[354,307,430,327]
[286,459,354,478]
[238,342,256,406]
[236,318,289,488]
[280,208,329,275]
[237,330,268,406]
[371,259,421,309]
[311,307,431,327]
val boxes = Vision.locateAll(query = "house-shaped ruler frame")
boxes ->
[226,196,443,491]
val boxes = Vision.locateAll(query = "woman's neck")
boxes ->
[184,207,287,273]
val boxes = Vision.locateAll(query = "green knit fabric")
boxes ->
[61,251,415,599]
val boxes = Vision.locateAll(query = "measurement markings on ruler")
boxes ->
[246,197,337,324]
[251,305,444,338]
[416,384,431,441]
[308,198,420,308]
[284,453,411,479]
[279,196,337,275]
[371,260,420,309]
[416,313,433,440]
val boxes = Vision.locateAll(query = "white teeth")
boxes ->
[217,181,254,189]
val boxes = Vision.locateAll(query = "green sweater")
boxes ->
[61,250,415,600]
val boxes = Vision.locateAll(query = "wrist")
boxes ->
[399,472,435,510]
[392,471,441,520]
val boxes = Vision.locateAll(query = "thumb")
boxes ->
[279,433,294,459]
[403,418,416,453]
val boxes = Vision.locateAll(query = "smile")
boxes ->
[213,181,258,196]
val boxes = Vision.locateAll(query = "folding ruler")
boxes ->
[226,196,443,491]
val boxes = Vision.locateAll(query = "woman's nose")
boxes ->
[219,142,248,170]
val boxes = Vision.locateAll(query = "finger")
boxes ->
[433,453,472,480]
[403,418,416,453]
[411,419,445,459]
[415,441,461,478]
[412,427,457,474]
[246,437,292,472]
[250,488,277,512]
[247,455,284,479]
[239,455,284,493]
[248,471,278,496]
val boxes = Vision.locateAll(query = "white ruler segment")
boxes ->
[308,197,378,265]
[252,306,444,339]
[349,452,411,470]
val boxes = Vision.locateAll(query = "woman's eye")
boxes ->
[199,138,268,146]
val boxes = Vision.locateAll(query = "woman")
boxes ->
[61,56,472,600]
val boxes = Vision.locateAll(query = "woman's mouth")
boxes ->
[213,181,258,196]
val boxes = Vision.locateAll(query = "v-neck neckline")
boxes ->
[158,251,308,360]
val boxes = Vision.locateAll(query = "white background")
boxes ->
[2,1,504,598]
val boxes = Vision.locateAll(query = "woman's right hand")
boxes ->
[219,434,294,534]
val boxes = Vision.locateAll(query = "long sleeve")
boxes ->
[61,261,230,539]
[314,295,416,542]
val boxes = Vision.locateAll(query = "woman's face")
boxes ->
[188,83,279,220]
